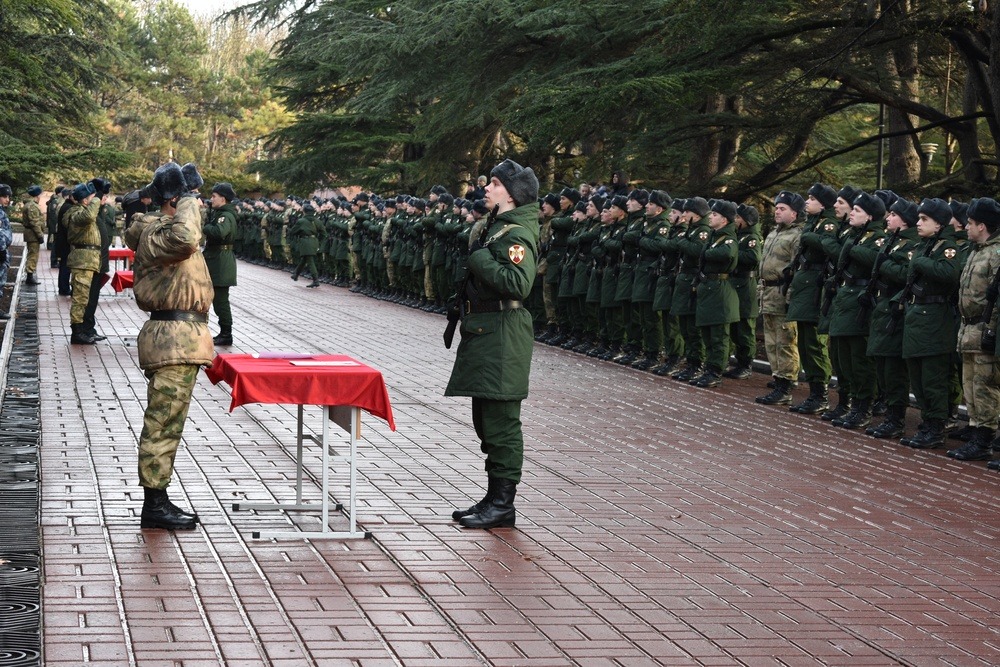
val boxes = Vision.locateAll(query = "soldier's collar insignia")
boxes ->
[509,244,526,265]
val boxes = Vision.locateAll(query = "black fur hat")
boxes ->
[648,190,672,209]
[774,190,805,214]
[737,203,759,225]
[889,198,918,227]
[918,197,952,226]
[968,197,1000,230]
[211,182,237,202]
[627,189,649,206]
[560,187,581,205]
[854,191,887,220]
[807,183,837,208]
[181,162,204,191]
[151,162,186,203]
[491,159,539,207]
[949,200,969,227]
[683,196,710,217]
[710,199,737,223]
[837,185,861,206]
[589,195,607,212]
[26,185,42,197]
[438,193,454,207]
[472,199,489,215]
[610,195,629,211]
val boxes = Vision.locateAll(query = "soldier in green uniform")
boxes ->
[597,197,629,360]
[669,197,711,381]
[204,182,239,345]
[291,200,323,288]
[47,185,65,266]
[570,198,603,353]
[446,159,539,530]
[21,185,45,285]
[545,189,578,346]
[899,198,961,449]
[614,189,648,365]
[945,201,972,437]
[126,162,214,531]
[864,198,919,439]
[725,203,762,379]
[825,192,886,429]
[756,192,803,404]
[559,200,590,349]
[650,199,687,375]
[689,199,739,388]
[786,184,845,414]
[535,193,559,341]
[631,190,671,369]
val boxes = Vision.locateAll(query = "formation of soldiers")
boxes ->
[231,180,1000,475]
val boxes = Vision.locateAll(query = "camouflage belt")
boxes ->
[150,310,208,323]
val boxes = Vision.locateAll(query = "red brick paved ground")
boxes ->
[35,255,1000,666]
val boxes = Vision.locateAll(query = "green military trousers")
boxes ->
[906,353,952,421]
[795,322,831,384]
[471,397,524,483]
[875,355,909,410]
[701,324,731,372]
[659,311,684,358]
[213,286,232,334]
[831,335,874,401]
[137,364,199,490]
[679,314,704,365]
[636,302,662,356]
[729,316,757,368]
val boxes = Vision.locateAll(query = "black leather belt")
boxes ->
[909,295,950,305]
[208,244,233,251]
[703,273,729,280]
[762,279,783,287]
[732,271,752,279]
[799,262,826,271]
[465,299,523,314]
[151,310,208,323]
[844,277,870,287]
[962,315,984,325]
[72,244,101,250]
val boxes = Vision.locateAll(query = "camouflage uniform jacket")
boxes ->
[21,200,45,244]
[126,195,215,371]
[759,222,801,315]
[66,199,102,271]
[957,231,1000,354]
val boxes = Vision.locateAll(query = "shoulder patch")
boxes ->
[698,231,709,241]
[724,238,734,245]
[509,244,526,265]
[824,223,836,232]
[748,239,757,248]
[874,238,884,247]
[659,227,668,235]
[907,251,914,261]
[944,248,957,260]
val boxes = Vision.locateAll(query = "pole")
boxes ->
[876,103,885,190]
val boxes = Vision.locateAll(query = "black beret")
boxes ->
[648,190,672,209]
[560,187,581,205]
[807,183,838,208]
[438,193,454,207]
[737,203,759,225]
[490,159,539,207]
[949,200,969,227]
[26,185,42,197]
[627,189,649,206]
[710,199,737,223]
[684,196,710,217]
[472,199,489,215]
[211,182,237,202]
[181,162,203,191]
[837,185,861,205]
[853,191,886,219]
[588,195,606,211]
[918,197,952,226]
[875,189,899,210]
[774,190,805,214]
[889,198,919,227]
[671,198,686,212]
[610,195,629,211]
[542,193,560,209]
[968,197,1000,229]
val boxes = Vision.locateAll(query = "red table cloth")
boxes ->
[204,354,396,430]
[108,248,135,262]
[110,270,133,292]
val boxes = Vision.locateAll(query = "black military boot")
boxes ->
[820,392,851,421]
[213,329,233,346]
[140,487,198,530]
[452,477,497,521]
[25,273,38,286]
[536,324,557,343]
[561,331,581,350]
[587,339,608,358]
[672,362,702,382]
[572,335,595,354]
[906,419,946,449]
[867,406,905,439]
[70,323,97,345]
[631,352,657,371]
[692,365,723,388]
[723,364,752,380]
[948,424,975,442]
[307,278,321,288]
[615,344,639,365]
[598,344,620,361]
[837,398,872,430]
[756,377,793,405]
[291,270,299,281]
[871,395,887,417]
[947,427,995,461]
[651,355,680,376]
[459,478,516,529]
[790,383,829,414]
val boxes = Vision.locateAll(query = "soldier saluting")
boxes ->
[446,159,539,530]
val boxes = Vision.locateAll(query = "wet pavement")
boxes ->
[30,254,1000,666]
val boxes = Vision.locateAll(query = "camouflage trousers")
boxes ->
[763,314,799,381]
[542,282,557,324]
[70,268,96,325]
[137,364,199,489]
[25,242,40,273]
[961,353,1000,430]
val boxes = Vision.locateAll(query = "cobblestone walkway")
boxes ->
[35,256,1000,666]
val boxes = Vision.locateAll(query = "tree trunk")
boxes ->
[880,1,922,189]
[688,93,726,189]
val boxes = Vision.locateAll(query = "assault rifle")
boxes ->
[443,205,499,349]
[887,229,941,334]
[980,264,1000,351]
[856,229,900,327]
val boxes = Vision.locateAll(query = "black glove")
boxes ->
[982,328,997,353]
[469,239,486,254]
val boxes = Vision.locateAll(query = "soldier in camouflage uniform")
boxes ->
[65,182,102,344]
[0,185,12,295]
[756,191,803,405]
[534,193,559,341]
[21,185,45,285]
[947,198,1000,462]
[125,162,214,531]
